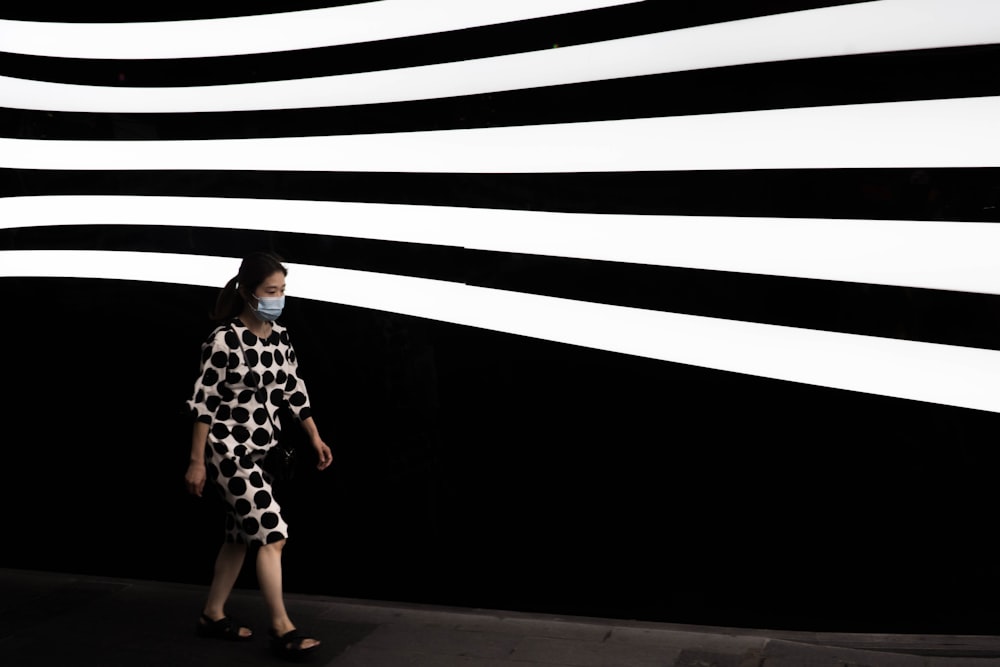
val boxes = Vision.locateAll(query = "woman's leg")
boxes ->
[201,542,252,637]
[256,539,319,649]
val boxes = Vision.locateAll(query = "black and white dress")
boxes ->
[187,318,312,546]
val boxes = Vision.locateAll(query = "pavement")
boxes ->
[3,566,1000,667]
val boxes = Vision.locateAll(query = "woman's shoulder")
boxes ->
[203,320,241,348]
[271,321,294,345]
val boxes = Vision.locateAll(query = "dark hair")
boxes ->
[211,251,288,322]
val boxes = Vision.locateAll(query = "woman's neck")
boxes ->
[238,307,272,338]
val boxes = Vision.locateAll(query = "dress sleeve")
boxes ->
[279,329,313,422]
[187,327,239,424]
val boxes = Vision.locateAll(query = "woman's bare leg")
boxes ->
[201,542,252,637]
[256,539,319,649]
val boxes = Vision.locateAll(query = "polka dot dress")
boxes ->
[188,318,312,546]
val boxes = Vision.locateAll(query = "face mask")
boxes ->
[252,295,285,322]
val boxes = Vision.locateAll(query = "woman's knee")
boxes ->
[259,537,286,553]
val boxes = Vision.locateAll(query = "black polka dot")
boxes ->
[225,330,240,349]
[262,371,275,386]
[280,331,290,345]
[241,330,256,347]
[228,352,240,369]
[239,456,254,469]
[255,389,268,404]
[219,458,237,478]
[242,517,260,535]
[211,423,230,440]
[210,351,228,368]
[288,349,296,363]
[276,370,287,384]
[244,371,260,387]
[235,498,251,515]
[289,392,307,407]
[248,471,264,488]
[211,442,227,456]
[285,376,297,391]
[219,385,235,402]
[216,405,231,421]
[270,389,284,406]
[206,396,221,412]
[261,512,279,529]
[226,371,242,384]
[254,490,272,509]
[253,408,268,425]
[233,444,248,457]
[275,350,285,366]
[202,368,219,386]
[232,407,250,424]
[252,428,271,446]
[238,390,254,404]
[261,351,273,368]
[231,425,250,443]
[245,348,259,367]
[227,477,247,496]
[266,531,284,544]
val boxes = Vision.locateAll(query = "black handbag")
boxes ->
[262,430,297,482]
[231,324,298,482]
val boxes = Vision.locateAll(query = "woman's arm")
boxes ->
[185,421,210,496]
[300,416,333,470]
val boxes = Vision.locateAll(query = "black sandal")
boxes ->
[269,628,320,661]
[196,613,254,641]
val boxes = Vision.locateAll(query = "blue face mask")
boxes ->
[252,295,285,322]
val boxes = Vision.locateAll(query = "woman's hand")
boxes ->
[312,438,333,471]
[185,461,207,497]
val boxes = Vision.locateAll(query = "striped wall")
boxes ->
[3,0,1000,630]
[3,0,1000,411]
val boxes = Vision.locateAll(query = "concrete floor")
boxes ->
[3,567,1000,666]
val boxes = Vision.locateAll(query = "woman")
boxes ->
[184,251,333,660]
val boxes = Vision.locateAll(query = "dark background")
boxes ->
[6,271,1000,635]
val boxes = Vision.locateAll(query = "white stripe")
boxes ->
[2,248,999,413]
[4,1,1000,113]
[4,195,1000,295]
[2,96,999,172]
[0,0,641,59]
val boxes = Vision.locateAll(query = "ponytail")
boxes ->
[210,275,244,322]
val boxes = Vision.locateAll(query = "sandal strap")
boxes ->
[199,613,252,639]
[271,628,318,651]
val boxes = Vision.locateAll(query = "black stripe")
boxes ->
[3,44,998,139]
[464,252,1000,352]
[0,1,375,22]
[1,1,871,23]
[0,224,467,282]
[0,2,873,84]
[4,222,999,352]
[3,169,999,222]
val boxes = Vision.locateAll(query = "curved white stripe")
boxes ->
[2,249,999,413]
[4,1,1000,113]
[2,97,999,172]
[0,0,640,60]
[3,195,1000,295]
